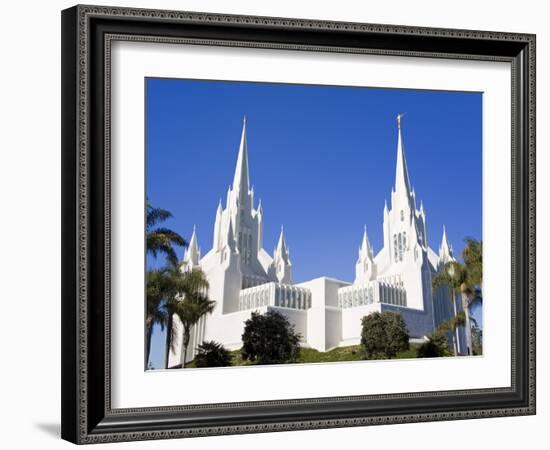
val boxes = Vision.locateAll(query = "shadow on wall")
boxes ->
[34,422,60,438]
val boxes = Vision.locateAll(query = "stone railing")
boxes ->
[238,282,312,311]
[338,280,407,308]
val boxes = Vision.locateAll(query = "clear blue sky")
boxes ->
[146,78,482,369]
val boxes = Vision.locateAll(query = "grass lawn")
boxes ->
[225,344,420,367]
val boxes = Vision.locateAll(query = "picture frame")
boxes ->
[61,4,536,444]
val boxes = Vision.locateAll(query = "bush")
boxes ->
[195,341,232,367]
[360,312,409,359]
[416,332,451,358]
[241,310,301,364]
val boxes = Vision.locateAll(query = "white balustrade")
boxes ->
[238,282,312,311]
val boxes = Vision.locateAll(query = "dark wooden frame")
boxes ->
[61,4,536,444]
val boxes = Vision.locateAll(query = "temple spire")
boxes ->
[360,225,369,251]
[184,225,200,266]
[273,225,290,265]
[355,225,375,283]
[276,225,289,262]
[213,200,223,251]
[394,113,412,199]
[439,225,453,263]
[358,225,373,260]
[232,115,250,195]
[273,225,292,283]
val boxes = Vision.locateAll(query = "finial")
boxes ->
[243,114,246,125]
[192,224,196,234]
[397,113,405,129]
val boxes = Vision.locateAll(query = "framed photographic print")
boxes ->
[61,4,536,444]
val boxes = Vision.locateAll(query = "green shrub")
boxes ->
[241,310,301,364]
[360,311,409,359]
[416,332,452,358]
[195,341,232,367]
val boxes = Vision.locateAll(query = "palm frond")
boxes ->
[462,238,482,286]
[150,228,187,247]
[145,202,187,266]
[146,203,173,229]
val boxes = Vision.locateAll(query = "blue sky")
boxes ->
[146,78,482,369]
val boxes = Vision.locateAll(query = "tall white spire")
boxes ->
[358,225,373,260]
[232,115,250,195]
[275,225,290,263]
[355,225,376,283]
[213,200,223,251]
[439,225,453,263]
[184,225,200,267]
[394,113,412,200]
[273,225,292,283]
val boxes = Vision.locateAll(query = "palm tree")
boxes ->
[435,312,466,347]
[459,238,483,356]
[146,201,187,266]
[145,201,186,369]
[462,238,482,287]
[174,289,216,368]
[145,269,168,369]
[162,265,214,368]
[432,260,465,355]
[432,238,482,356]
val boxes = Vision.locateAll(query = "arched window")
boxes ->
[400,210,404,221]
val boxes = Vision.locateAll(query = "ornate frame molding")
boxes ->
[61,4,536,444]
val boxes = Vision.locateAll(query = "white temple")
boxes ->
[168,114,465,367]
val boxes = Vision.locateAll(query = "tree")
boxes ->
[461,238,483,356]
[145,269,168,369]
[195,341,232,368]
[432,261,465,355]
[432,238,483,356]
[241,310,301,365]
[462,238,482,287]
[432,311,466,357]
[471,323,483,356]
[145,201,188,369]
[146,201,187,266]
[360,311,409,359]
[417,331,452,358]
[173,271,215,368]
[164,265,214,368]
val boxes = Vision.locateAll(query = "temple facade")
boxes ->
[168,115,465,367]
